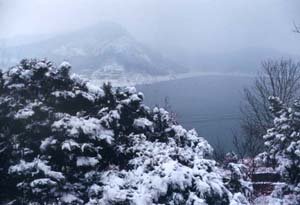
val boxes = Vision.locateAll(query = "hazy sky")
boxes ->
[1,0,300,56]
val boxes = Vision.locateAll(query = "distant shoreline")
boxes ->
[88,71,255,87]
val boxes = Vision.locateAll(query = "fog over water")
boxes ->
[1,0,300,71]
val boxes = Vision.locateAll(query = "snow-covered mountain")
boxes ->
[0,22,184,82]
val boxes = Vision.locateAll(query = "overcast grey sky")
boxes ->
[1,0,300,56]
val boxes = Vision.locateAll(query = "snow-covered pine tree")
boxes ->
[0,59,247,204]
[261,96,300,184]
[256,96,300,201]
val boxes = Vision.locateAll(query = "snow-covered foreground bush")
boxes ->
[0,59,247,204]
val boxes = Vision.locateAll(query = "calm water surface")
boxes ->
[137,75,254,151]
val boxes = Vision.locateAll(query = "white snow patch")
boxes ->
[133,118,153,129]
[52,116,114,144]
[76,156,99,167]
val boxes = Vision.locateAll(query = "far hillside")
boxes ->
[0,22,185,83]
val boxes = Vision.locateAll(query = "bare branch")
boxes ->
[293,21,300,33]
[236,59,300,157]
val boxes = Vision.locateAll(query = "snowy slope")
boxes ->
[1,22,184,81]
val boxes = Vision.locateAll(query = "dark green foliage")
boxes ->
[0,59,243,204]
[259,96,300,185]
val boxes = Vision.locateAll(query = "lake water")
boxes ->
[137,75,254,152]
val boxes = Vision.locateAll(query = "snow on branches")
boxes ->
[0,59,247,204]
